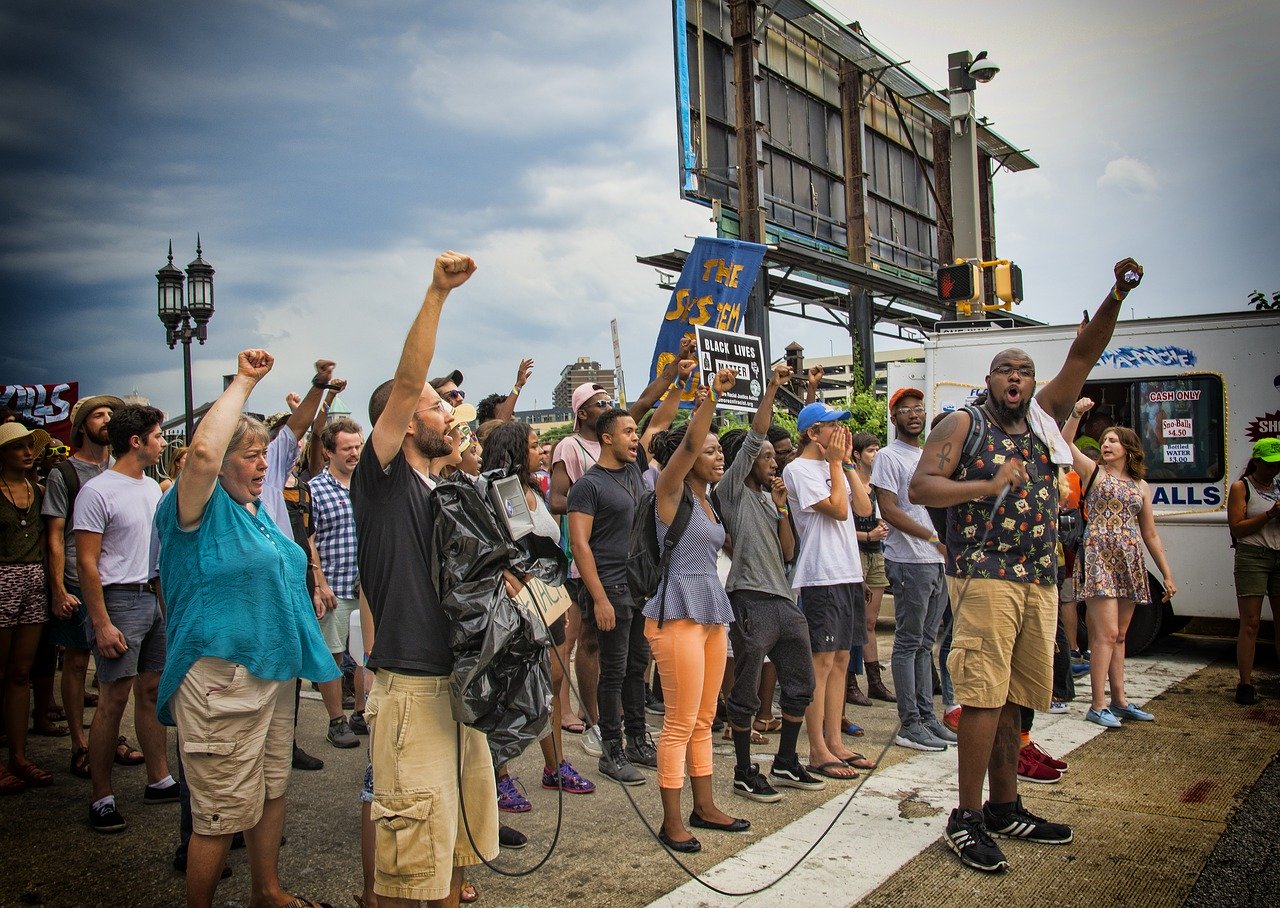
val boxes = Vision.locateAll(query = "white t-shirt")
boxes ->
[870,439,945,564]
[73,469,163,585]
[783,457,863,588]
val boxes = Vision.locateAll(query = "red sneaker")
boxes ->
[1023,741,1069,773]
[943,705,962,733]
[1017,746,1062,784]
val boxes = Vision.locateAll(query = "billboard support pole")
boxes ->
[730,0,770,359]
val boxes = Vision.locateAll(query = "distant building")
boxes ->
[512,407,575,432]
[784,345,921,401]
[552,357,616,410]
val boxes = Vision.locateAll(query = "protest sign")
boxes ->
[694,326,765,413]
[1,382,78,443]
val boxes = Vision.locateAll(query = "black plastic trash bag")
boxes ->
[430,470,565,765]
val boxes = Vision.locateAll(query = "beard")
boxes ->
[986,394,1030,427]
[84,425,110,446]
[411,415,454,459]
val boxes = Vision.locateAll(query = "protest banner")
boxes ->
[1,382,78,443]
[647,236,767,405]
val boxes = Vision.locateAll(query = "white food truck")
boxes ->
[889,310,1280,653]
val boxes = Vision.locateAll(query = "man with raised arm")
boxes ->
[909,258,1143,873]
[351,252,497,908]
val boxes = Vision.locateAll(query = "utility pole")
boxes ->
[730,0,770,355]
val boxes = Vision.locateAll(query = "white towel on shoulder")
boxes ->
[1026,398,1073,466]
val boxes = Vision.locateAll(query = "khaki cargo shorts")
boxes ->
[364,671,499,903]
[946,578,1055,711]
[173,657,294,835]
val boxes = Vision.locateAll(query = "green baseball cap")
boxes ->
[1252,437,1280,463]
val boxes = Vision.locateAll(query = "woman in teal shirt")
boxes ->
[156,349,337,908]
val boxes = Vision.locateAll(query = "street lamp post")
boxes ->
[156,237,215,442]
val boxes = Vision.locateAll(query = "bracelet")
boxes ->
[311,376,328,389]
[1110,286,1126,302]
[776,506,790,516]
[512,385,521,396]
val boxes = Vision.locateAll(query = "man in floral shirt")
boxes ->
[910,258,1143,874]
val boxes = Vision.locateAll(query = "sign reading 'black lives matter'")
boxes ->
[694,325,765,413]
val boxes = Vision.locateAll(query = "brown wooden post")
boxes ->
[839,61,870,266]
[932,122,953,268]
[729,0,770,352]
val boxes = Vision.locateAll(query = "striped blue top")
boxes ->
[643,496,734,625]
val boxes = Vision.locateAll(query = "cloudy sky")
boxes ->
[2,0,1276,426]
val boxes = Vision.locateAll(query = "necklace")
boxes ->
[0,476,34,526]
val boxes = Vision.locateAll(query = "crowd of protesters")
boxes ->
[4,251,1279,905]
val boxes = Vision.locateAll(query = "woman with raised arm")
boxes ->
[1062,398,1175,730]
[1227,438,1280,705]
[155,349,339,908]
[645,369,745,853]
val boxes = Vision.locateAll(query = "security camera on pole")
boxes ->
[937,50,1023,321]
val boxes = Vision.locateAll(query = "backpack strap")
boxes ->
[656,488,697,628]
[957,404,987,473]
[55,460,82,528]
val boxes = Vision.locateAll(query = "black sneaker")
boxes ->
[983,797,1073,844]
[768,757,827,791]
[733,765,783,803]
[90,800,126,834]
[1235,683,1257,705]
[498,824,527,850]
[292,744,324,771]
[645,689,666,716]
[143,779,181,805]
[598,740,645,786]
[945,807,1009,872]
[624,732,658,769]
[349,712,369,735]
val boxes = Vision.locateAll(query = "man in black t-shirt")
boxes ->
[567,407,654,786]
[351,252,498,907]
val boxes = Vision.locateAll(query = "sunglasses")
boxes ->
[444,388,466,402]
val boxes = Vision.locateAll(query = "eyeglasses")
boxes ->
[991,364,1036,379]
[444,388,466,402]
[894,406,926,415]
[416,398,455,417]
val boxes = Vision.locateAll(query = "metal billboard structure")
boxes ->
[648,0,1040,386]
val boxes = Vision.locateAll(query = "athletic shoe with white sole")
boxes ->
[1016,747,1062,784]
[732,765,783,803]
[945,807,1009,872]
[1109,701,1155,722]
[1023,741,1069,772]
[581,724,603,758]
[895,722,948,752]
[983,796,1073,844]
[768,757,827,791]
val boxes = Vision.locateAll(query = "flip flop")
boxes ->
[806,760,859,781]
[753,717,782,734]
[842,720,865,737]
[461,881,479,903]
[560,720,585,735]
[841,752,878,770]
[114,736,145,766]
[70,746,91,779]
[281,898,334,908]
[46,706,68,723]
[721,727,770,745]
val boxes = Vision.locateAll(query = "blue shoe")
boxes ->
[1110,701,1154,722]
[1085,707,1122,729]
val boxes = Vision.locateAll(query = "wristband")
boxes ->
[776,506,790,517]
[1111,286,1126,302]
[512,385,521,396]
[311,376,329,389]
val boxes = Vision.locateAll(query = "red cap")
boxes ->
[889,387,925,412]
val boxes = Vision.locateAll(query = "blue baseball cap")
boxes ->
[797,402,851,433]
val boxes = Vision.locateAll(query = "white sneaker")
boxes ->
[1048,700,1070,714]
[895,722,948,752]
[581,724,603,758]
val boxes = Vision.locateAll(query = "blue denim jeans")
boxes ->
[886,560,949,727]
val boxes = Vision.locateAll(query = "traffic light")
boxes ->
[937,261,982,315]
[993,262,1023,306]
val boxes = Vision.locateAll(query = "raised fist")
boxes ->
[432,251,477,292]
[808,364,824,385]
[772,363,794,385]
[238,349,274,381]
[1073,397,1094,417]
[713,367,738,395]
[1114,257,1143,292]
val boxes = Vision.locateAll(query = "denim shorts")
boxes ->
[88,587,166,683]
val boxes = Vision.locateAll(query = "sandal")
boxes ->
[114,736,145,766]
[0,767,25,795]
[461,881,479,903]
[70,746,91,779]
[753,717,782,734]
[722,727,768,745]
[281,898,335,908]
[84,691,99,708]
[11,761,54,787]
[560,720,585,735]
[46,706,68,723]
[32,722,70,738]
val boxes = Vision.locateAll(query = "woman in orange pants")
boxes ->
[645,371,748,853]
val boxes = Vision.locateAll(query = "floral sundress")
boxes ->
[1074,470,1150,604]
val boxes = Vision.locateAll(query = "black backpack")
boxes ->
[626,485,699,627]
